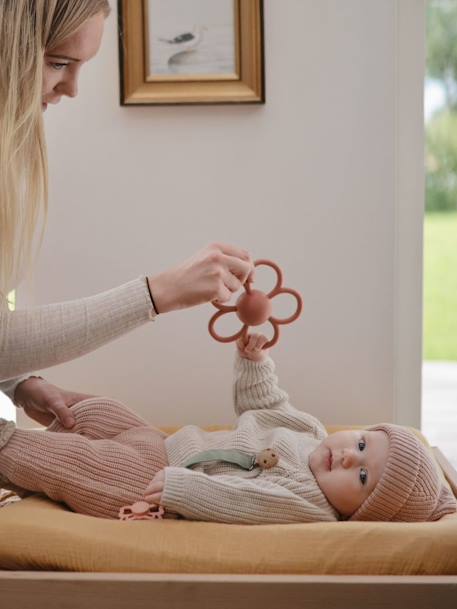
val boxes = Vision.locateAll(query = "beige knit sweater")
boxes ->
[162,352,339,524]
[0,276,157,402]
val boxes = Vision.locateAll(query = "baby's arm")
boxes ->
[233,333,327,438]
[233,333,290,416]
[156,467,337,524]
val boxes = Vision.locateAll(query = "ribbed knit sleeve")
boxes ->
[232,353,290,416]
[232,353,327,439]
[0,275,157,382]
[161,466,337,524]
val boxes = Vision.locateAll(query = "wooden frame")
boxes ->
[1,572,457,609]
[118,0,265,105]
[2,445,456,609]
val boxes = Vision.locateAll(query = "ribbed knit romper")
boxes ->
[0,398,169,519]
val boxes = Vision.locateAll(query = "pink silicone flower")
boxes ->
[209,259,303,349]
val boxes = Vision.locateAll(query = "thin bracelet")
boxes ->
[13,375,45,407]
[145,277,160,314]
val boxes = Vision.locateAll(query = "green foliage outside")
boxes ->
[426,1,457,211]
[423,2,457,362]
[427,1,457,111]
[423,211,457,360]
[427,110,457,211]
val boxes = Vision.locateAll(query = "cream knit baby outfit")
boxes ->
[0,352,338,524]
[162,352,338,524]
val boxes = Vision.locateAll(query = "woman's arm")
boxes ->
[0,373,38,402]
[0,275,156,381]
[0,243,256,382]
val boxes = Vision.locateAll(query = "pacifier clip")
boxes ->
[182,448,279,471]
[118,448,279,521]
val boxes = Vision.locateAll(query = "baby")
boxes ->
[0,334,456,523]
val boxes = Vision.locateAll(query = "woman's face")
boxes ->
[42,12,105,111]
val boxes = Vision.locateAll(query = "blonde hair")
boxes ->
[0,0,111,308]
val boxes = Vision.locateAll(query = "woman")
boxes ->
[0,1,254,429]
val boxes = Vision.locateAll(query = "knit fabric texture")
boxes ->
[161,353,339,524]
[0,400,168,519]
[3,354,453,524]
[349,423,457,522]
[0,418,15,450]
[0,275,157,402]
[0,354,338,524]
[0,419,15,490]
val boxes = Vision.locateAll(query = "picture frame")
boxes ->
[118,0,265,105]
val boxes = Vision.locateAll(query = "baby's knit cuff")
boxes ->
[161,466,193,516]
[233,351,290,415]
[234,350,275,373]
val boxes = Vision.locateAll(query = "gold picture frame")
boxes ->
[118,0,265,105]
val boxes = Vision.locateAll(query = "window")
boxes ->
[422,0,457,468]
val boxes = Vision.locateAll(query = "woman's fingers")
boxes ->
[212,242,252,266]
[22,405,53,427]
[212,253,254,304]
[147,242,254,312]
[223,253,254,286]
[210,243,255,289]
[50,403,75,428]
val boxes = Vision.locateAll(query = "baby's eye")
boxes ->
[358,438,366,451]
[359,468,368,485]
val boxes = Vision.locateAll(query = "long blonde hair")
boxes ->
[0,0,111,309]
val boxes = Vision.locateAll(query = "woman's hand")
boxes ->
[147,242,255,314]
[143,469,165,505]
[13,377,97,429]
[236,333,270,363]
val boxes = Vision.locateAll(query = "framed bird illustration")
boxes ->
[118,0,265,105]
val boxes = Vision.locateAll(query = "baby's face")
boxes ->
[308,429,389,517]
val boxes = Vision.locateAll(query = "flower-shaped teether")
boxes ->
[119,501,165,521]
[209,259,303,349]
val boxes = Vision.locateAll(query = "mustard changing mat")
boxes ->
[1,425,456,575]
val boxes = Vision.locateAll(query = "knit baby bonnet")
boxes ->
[349,423,457,522]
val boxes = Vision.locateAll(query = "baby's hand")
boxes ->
[236,333,269,362]
[143,469,165,505]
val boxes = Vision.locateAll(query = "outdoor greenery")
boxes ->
[428,0,457,110]
[427,110,457,211]
[426,1,457,211]
[423,2,457,362]
[423,211,457,360]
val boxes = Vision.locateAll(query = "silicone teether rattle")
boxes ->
[208,259,303,349]
[119,501,165,521]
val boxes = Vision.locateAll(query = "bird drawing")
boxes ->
[156,25,206,66]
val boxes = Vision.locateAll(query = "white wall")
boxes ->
[17,0,425,429]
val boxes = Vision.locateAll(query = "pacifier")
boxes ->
[118,501,165,521]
